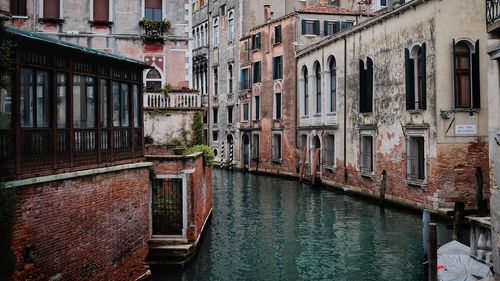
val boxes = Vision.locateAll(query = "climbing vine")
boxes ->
[191,112,204,146]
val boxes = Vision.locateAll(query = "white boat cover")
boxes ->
[437,240,471,256]
[437,254,493,281]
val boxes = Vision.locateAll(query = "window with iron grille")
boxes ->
[272,133,282,161]
[252,134,259,159]
[407,136,425,182]
[360,135,373,173]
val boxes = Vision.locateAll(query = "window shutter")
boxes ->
[405,48,415,110]
[273,57,277,80]
[12,0,27,16]
[314,20,320,35]
[417,137,425,180]
[94,0,109,21]
[279,57,283,79]
[44,0,60,18]
[472,40,481,108]
[336,21,341,33]
[324,21,328,35]
[452,39,458,108]
[359,60,366,113]
[366,58,373,113]
[420,43,427,110]
[301,20,306,35]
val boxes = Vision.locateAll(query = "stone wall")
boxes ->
[9,165,151,281]
[144,109,199,145]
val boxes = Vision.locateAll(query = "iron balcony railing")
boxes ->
[487,0,500,25]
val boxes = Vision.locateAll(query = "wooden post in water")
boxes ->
[380,170,387,207]
[452,202,465,242]
[428,223,438,281]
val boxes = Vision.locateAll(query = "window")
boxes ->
[272,133,282,161]
[274,25,282,44]
[301,20,319,35]
[244,41,249,52]
[303,67,309,115]
[253,96,260,120]
[273,56,283,80]
[74,76,96,128]
[380,0,387,6]
[325,21,338,36]
[360,135,373,174]
[407,136,425,182]
[93,0,110,22]
[112,82,129,127]
[10,0,27,16]
[146,68,162,92]
[274,93,282,119]
[227,106,233,123]
[219,4,226,16]
[145,0,162,21]
[20,69,50,128]
[253,61,261,83]
[359,58,373,113]
[453,40,480,109]
[252,134,260,159]
[0,74,12,129]
[324,135,335,168]
[252,33,261,50]
[243,103,249,121]
[315,62,321,113]
[213,108,218,124]
[213,67,218,96]
[213,18,219,47]
[405,44,427,110]
[212,131,218,142]
[240,68,250,90]
[56,73,67,128]
[228,64,233,93]
[329,58,337,112]
[42,0,61,19]
[228,12,234,42]
[133,85,141,128]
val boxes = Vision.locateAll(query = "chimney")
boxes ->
[264,5,272,22]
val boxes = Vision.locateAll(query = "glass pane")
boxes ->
[36,71,50,127]
[145,8,153,21]
[120,83,129,127]
[73,75,82,128]
[86,77,95,128]
[57,73,67,128]
[154,8,162,21]
[0,74,12,129]
[113,82,120,127]
[100,79,108,128]
[133,85,140,128]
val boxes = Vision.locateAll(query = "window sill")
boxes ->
[407,109,424,114]
[453,108,480,113]
[272,158,282,164]
[252,48,261,52]
[359,171,374,179]
[272,41,282,46]
[324,165,336,172]
[12,15,29,20]
[304,34,317,37]
[90,20,113,26]
[360,112,373,116]
[39,18,64,24]
[406,179,427,188]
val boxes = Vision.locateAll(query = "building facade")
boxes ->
[297,0,490,210]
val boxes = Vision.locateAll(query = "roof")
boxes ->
[5,26,149,67]
[298,4,375,16]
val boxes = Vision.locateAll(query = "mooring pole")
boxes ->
[423,209,430,257]
[380,170,387,207]
[452,202,465,242]
[428,223,437,281]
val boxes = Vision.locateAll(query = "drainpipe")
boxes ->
[343,37,347,182]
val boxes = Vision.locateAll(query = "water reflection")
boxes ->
[152,170,452,281]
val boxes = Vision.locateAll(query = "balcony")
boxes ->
[487,0,500,25]
[144,91,202,109]
[193,46,209,59]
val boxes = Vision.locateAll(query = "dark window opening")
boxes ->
[145,0,162,21]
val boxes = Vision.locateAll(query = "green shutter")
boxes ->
[336,21,341,33]
[301,20,306,35]
[314,20,320,35]
[472,40,480,108]
[405,48,415,110]
[324,21,328,36]
[420,43,427,110]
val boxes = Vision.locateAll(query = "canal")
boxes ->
[152,170,452,281]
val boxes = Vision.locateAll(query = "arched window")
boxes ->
[453,39,480,109]
[315,62,321,113]
[228,64,233,93]
[329,57,337,112]
[405,43,427,110]
[359,57,373,113]
[213,18,219,47]
[146,68,162,92]
[303,67,309,115]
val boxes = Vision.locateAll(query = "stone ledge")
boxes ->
[1,162,153,189]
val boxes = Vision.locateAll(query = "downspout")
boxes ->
[343,37,347,182]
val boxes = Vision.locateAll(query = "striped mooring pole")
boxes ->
[220,141,225,169]
[229,142,234,170]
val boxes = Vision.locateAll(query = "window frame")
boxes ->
[90,0,113,23]
[323,134,336,170]
[274,92,282,120]
[405,128,428,187]
[144,0,162,22]
[272,132,282,162]
[359,133,374,176]
[253,61,261,84]
[273,56,283,80]
[251,133,260,159]
[405,43,427,111]
[242,103,249,121]
[253,95,260,120]
[10,0,27,17]
[453,39,480,110]
[251,33,261,51]
[273,25,282,45]
[39,0,64,20]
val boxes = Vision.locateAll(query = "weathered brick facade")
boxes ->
[10,166,151,281]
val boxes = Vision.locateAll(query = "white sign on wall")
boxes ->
[455,125,477,135]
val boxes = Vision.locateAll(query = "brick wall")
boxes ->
[11,167,151,281]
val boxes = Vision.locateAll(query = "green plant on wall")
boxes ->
[186,145,215,167]
[191,112,204,146]
[139,19,171,42]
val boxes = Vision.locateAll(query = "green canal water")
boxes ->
[152,170,452,281]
